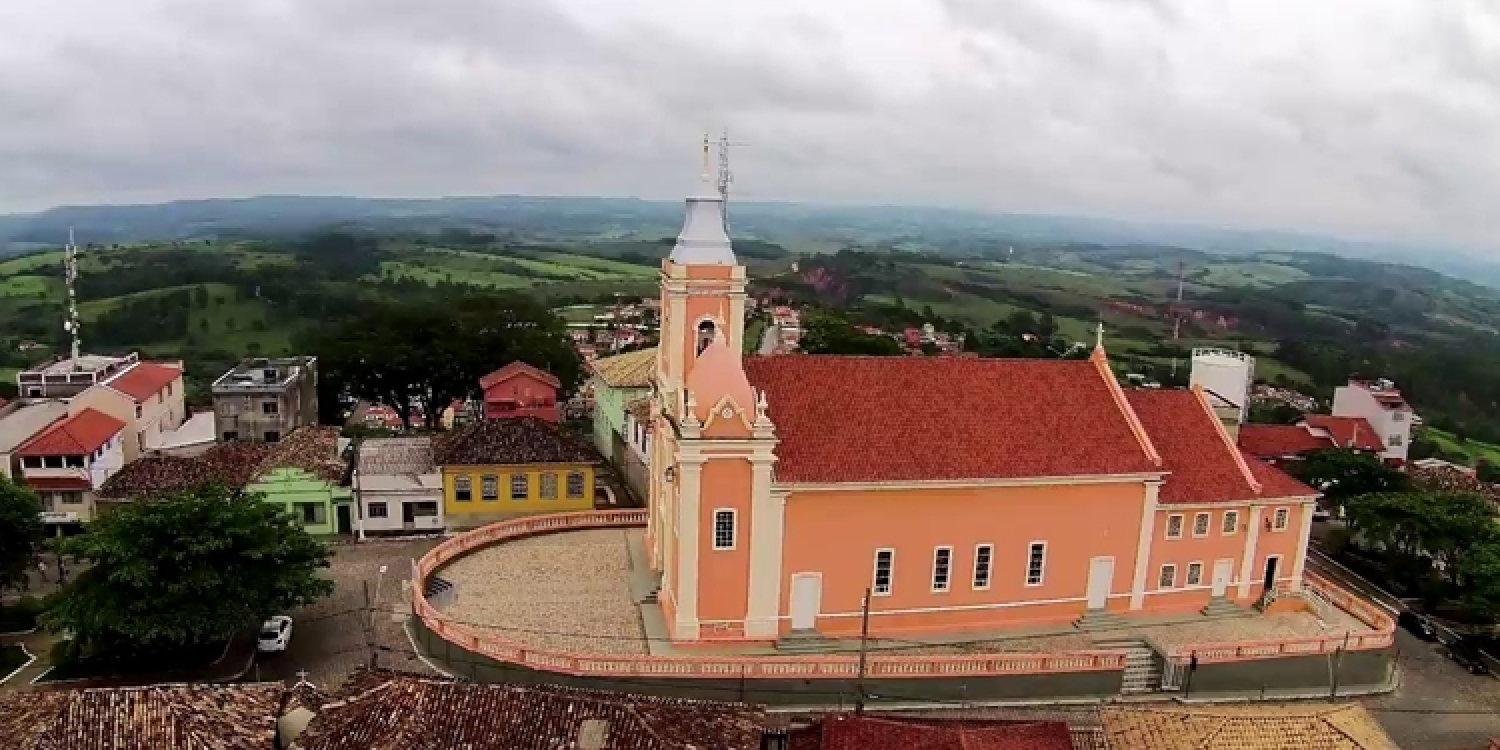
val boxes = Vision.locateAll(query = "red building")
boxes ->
[479,362,561,423]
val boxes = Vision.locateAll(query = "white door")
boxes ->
[790,574,822,631]
[1086,557,1114,610]
[1211,559,1233,598]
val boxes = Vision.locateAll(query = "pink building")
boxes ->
[479,362,561,423]
[645,188,1319,644]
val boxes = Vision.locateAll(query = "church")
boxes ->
[644,178,1318,644]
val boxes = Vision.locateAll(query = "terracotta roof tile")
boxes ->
[103,361,182,402]
[292,668,768,750]
[1098,704,1400,750]
[15,408,125,457]
[479,361,561,390]
[98,442,274,499]
[0,683,283,750]
[258,426,348,483]
[1238,424,1335,459]
[1304,415,1385,452]
[1127,390,1315,503]
[790,715,1074,750]
[743,356,1159,483]
[590,347,657,389]
[434,416,598,466]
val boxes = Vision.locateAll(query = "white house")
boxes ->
[1331,378,1416,464]
[353,436,443,537]
[14,408,126,529]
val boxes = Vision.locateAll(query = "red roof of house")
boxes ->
[1130,390,1314,502]
[1237,424,1334,459]
[1304,415,1384,452]
[479,361,561,391]
[26,476,92,491]
[743,356,1159,483]
[15,409,126,457]
[790,715,1074,750]
[104,361,181,401]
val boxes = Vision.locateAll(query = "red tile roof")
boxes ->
[15,408,125,457]
[103,361,182,401]
[480,361,561,390]
[1304,415,1384,452]
[1127,389,1314,503]
[790,715,1074,750]
[0,683,282,750]
[743,356,1160,483]
[26,476,91,491]
[1237,424,1334,459]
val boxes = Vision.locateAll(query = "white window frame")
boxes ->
[1272,507,1290,531]
[1158,564,1177,590]
[367,502,388,519]
[1025,541,1047,587]
[1186,561,1203,587]
[931,546,953,593]
[1165,514,1184,540]
[509,473,528,500]
[1192,512,1210,538]
[711,509,736,550]
[872,548,895,596]
[972,543,993,591]
[1222,510,1240,535]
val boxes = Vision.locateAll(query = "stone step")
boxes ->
[1200,597,1249,618]
[775,630,832,653]
[1074,610,1131,631]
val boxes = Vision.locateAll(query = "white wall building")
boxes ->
[1331,378,1416,464]
[353,437,443,536]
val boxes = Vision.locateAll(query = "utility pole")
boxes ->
[855,587,872,715]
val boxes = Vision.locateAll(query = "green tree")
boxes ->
[1286,449,1409,509]
[0,477,44,593]
[44,486,333,654]
[1248,401,1303,425]
[800,313,903,356]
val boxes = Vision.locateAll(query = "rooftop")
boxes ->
[1098,703,1399,750]
[147,410,216,452]
[0,400,70,453]
[434,416,598,467]
[21,352,135,378]
[1238,424,1335,460]
[1303,415,1385,452]
[789,715,1074,750]
[479,361,562,391]
[356,436,436,476]
[258,426,348,483]
[0,682,283,750]
[212,355,316,392]
[99,441,275,498]
[102,360,182,402]
[291,668,768,750]
[590,347,657,389]
[15,408,126,457]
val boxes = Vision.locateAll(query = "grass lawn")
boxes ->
[1421,427,1500,467]
[0,275,60,298]
[0,251,63,276]
[531,251,657,279]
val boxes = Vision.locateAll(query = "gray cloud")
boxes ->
[1,0,1497,249]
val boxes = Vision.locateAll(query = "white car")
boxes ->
[257,616,293,653]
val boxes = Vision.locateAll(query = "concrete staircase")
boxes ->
[641,584,660,605]
[775,630,833,653]
[1200,596,1247,618]
[1073,609,1130,631]
[1093,636,1162,695]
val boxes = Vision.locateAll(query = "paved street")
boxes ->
[252,537,441,690]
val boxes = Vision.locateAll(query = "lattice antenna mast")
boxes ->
[63,228,82,363]
[715,129,748,231]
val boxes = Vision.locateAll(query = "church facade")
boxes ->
[645,186,1318,644]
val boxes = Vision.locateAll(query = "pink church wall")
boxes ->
[1144,505,1252,615]
[778,481,1150,638]
[696,456,754,627]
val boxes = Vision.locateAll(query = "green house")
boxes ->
[588,348,655,461]
[245,426,354,535]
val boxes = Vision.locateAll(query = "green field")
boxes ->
[0,275,60,298]
[1196,261,1309,288]
[1420,427,1500,467]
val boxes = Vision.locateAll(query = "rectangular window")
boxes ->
[1388,434,1404,447]
[931,547,952,592]
[222,431,238,442]
[43,456,63,469]
[972,544,993,590]
[1392,412,1405,422]
[540,473,558,500]
[1025,542,1046,587]
[1186,562,1203,587]
[262,401,279,415]
[298,503,325,525]
[264,431,280,443]
[566,471,585,499]
[1192,512,1210,538]
[510,474,528,500]
[1165,514,1184,540]
[135,404,143,418]
[480,475,499,501]
[712,509,736,550]
[1273,507,1290,531]
[60,492,83,505]
[454,476,472,502]
[872,549,895,596]
[22,456,41,469]
[1159,564,1177,589]
[1222,511,1240,535]
[368,502,388,519]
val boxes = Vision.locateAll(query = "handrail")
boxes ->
[412,511,1124,679]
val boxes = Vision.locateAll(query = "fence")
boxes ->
[412,511,1125,681]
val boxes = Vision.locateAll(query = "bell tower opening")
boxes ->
[696,320,717,355]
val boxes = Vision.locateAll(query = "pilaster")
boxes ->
[1239,505,1264,598]
[744,458,783,638]
[1290,500,1314,591]
[1129,480,1161,610]
[673,458,704,640]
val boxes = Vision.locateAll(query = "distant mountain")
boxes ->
[3,195,1495,287]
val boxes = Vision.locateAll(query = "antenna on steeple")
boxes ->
[63,228,82,364]
[700,132,713,185]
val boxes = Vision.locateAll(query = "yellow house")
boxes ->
[435,416,599,527]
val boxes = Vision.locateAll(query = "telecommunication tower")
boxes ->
[63,228,82,363]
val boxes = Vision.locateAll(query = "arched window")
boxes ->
[696,320,717,354]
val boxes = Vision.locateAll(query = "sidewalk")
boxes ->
[0,630,60,688]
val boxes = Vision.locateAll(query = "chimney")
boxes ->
[577,718,610,750]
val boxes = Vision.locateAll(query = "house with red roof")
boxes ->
[66,359,186,462]
[642,191,1318,643]
[479,362,561,423]
[1332,378,1417,465]
[789,714,1074,750]
[14,408,127,528]
[1238,414,1384,465]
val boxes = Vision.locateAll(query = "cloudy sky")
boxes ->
[3,0,1498,248]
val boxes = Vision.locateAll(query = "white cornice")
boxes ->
[775,472,1167,493]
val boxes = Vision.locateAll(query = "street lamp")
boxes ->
[369,565,389,627]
